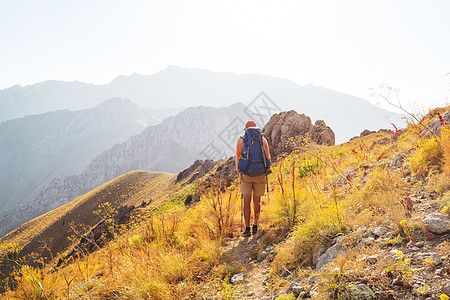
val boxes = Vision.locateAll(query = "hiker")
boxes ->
[236,120,271,236]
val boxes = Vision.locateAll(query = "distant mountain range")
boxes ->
[0,66,403,143]
[0,98,155,213]
[0,103,250,237]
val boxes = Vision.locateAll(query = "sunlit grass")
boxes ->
[3,107,450,299]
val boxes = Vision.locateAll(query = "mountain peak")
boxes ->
[0,67,404,143]
[162,65,182,71]
[95,97,133,108]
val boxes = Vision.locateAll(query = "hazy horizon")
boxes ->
[1,0,449,112]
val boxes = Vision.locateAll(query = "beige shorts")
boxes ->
[239,173,266,197]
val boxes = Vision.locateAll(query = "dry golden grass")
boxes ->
[267,111,450,298]
[2,206,224,299]
[1,164,240,299]
[408,136,443,177]
[0,171,176,264]
[268,130,413,277]
[428,171,450,194]
[443,127,450,172]
[0,127,416,298]
[3,107,450,299]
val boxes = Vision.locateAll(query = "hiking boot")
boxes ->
[252,225,258,235]
[242,227,251,237]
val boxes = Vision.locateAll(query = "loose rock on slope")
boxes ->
[423,213,450,234]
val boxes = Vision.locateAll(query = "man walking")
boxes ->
[236,120,271,236]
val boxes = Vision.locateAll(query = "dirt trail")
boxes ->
[240,261,272,299]
[222,233,274,299]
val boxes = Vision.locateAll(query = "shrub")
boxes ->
[408,136,443,177]
[428,172,450,194]
[198,188,239,239]
[142,210,181,246]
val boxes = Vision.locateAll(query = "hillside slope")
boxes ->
[1,107,450,299]
[0,170,175,264]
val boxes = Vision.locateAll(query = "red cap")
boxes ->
[244,120,256,130]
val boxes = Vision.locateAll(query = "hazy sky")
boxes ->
[1,0,449,110]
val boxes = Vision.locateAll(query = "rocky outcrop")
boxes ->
[350,129,392,141]
[192,157,238,201]
[262,110,335,159]
[309,120,335,146]
[176,159,216,184]
[360,129,377,137]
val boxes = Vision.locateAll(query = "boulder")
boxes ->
[441,280,450,296]
[257,251,269,262]
[360,129,376,137]
[361,237,375,245]
[262,110,334,159]
[175,159,215,183]
[231,272,245,285]
[288,282,306,297]
[371,226,391,237]
[274,289,288,299]
[316,236,349,271]
[312,244,325,266]
[392,275,403,286]
[367,254,379,264]
[308,275,320,285]
[349,283,375,299]
[423,213,450,234]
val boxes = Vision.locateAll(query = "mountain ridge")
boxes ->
[0,98,153,214]
[0,66,403,143]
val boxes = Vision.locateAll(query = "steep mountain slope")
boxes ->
[2,107,449,299]
[0,66,403,143]
[2,107,450,300]
[0,98,150,213]
[0,171,176,266]
[0,103,249,237]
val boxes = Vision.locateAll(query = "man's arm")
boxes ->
[263,137,271,161]
[236,137,243,172]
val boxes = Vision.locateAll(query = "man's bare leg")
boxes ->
[253,195,261,226]
[243,194,252,228]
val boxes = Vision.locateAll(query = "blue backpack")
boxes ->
[237,127,271,176]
